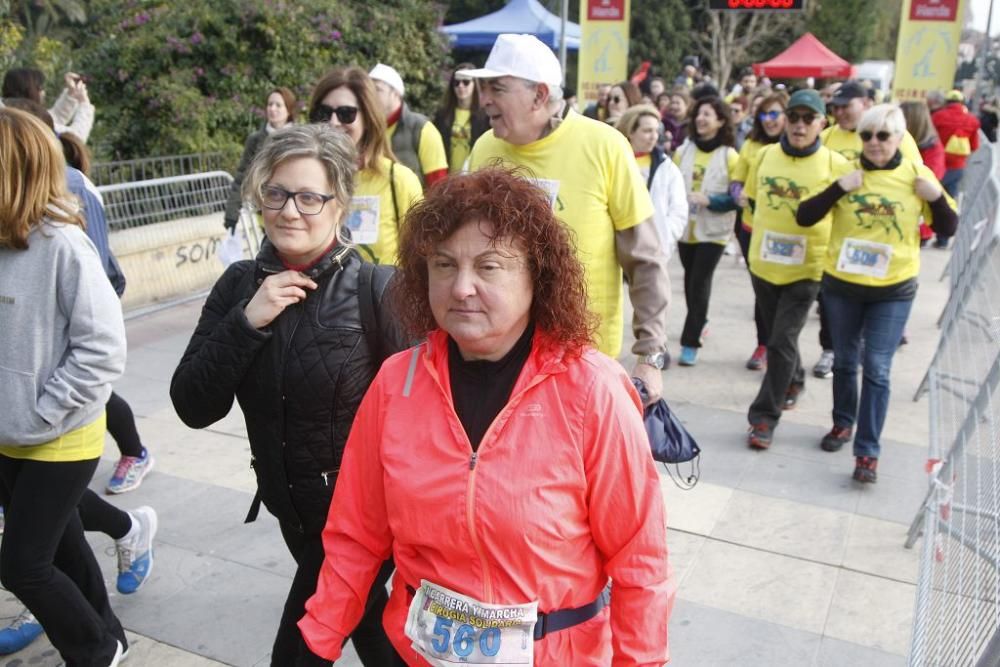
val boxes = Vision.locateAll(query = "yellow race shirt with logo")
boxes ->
[744,144,847,284]
[820,125,922,163]
[350,157,422,266]
[673,145,739,245]
[827,159,954,287]
[449,108,472,174]
[468,111,655,356]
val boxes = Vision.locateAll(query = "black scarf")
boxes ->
[780,134,822,158]
[694,133,725,153]
[860,150,903,171]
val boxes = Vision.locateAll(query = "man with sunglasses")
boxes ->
[743,89,848,450]
[464,34,670,404]
[369,63,449,189]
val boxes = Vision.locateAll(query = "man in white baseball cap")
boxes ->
[464,33,671,404]
[369,62,448,188]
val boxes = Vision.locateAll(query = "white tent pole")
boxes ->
[559,0,568,84]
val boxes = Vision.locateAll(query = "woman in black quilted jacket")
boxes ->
[170,123,408,666]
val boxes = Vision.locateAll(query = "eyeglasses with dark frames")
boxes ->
[786,111,818,125]
[260,185,337,216]
[310,104,359,125]
[859,130,893,143]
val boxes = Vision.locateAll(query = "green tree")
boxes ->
[806,0,876,63]
[629,0,692,84]
[72,0,449,163]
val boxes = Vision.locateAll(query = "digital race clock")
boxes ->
[708,0,806,9]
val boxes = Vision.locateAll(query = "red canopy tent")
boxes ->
[753,33,855,79]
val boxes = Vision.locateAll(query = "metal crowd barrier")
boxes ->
[90,152,226,187]
[97,171,239,315]
[906,137,1000,666]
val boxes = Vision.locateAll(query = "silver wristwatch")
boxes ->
[637,352,668,370]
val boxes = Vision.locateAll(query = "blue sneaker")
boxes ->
[106,447,155,495]
[116,506,157,594]
[678,346,698,366]
[0,608,43,654]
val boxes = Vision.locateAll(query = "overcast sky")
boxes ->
[968,0,1000,34]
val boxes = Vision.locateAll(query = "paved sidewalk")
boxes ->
[0,246,950,666]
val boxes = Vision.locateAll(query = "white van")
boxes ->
[854,60,895,94]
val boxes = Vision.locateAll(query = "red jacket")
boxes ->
[299,329,675,665]
[918,139,946,180]
[932,102,981,170]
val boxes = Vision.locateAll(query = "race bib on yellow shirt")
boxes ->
[836,238,893,279]
[529,178,561,209]
[346,196,380,244]
[760,231,806,265]
[404,580,537,666]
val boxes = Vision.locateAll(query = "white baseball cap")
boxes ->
[460,34,562,87]
[369,63,404,97]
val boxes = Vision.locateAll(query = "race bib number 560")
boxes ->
[404,580,537,665]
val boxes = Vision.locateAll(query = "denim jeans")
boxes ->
[823,291,913,458]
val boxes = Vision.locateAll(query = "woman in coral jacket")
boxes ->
[299,168,674,666]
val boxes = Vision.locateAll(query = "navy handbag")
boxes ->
[632,377,701,489]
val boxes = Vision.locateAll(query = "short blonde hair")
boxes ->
[858,104,906,137]
[0,108,83,249]
[615,104,661,138]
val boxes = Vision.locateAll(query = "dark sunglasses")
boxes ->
[453,78,473,87]
[310,104,358,124]
[859,130,893,143]
[786,110,818,125]
[758,110,782,121]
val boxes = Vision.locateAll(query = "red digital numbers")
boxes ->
[708,0,804,9]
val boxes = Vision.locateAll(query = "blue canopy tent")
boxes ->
[441,0,580,50]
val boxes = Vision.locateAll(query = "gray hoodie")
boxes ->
[0,221,126,445]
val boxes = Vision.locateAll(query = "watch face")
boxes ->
[644,353,666,369]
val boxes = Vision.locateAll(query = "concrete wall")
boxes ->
[110,212,242,312]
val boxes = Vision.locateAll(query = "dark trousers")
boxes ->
[735,223,768,347]
[275,521,395,667]
[748,276,821,427]
[106,391,143,458]
[823,292,913,459]
[0,456,124,667]
[677,241,726,348]
[817,291,833,351]
[78,488,131,540]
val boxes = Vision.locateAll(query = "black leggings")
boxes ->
[78,488,131,540]
[735,221,768,347]
[0,455,124,666]
[276,521,395,667]
[106,391,142,458]
[677,241,727,348]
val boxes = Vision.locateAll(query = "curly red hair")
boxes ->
[393,167,597,354]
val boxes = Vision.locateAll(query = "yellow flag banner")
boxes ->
[576,0,631,108]
[892,0,967,101]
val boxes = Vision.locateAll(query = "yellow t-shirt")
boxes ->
[826,159,955,287]
[674,145,739,245]
[744,144,848,285]
[635,153,652,182]
[0,412,105,462]
[733,138,771,223]
[469,111,655,356]
[388,121,449,181]
[821,125,922,163]
[349,157,422,266]
[450,108,472,174]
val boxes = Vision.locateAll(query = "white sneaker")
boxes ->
[109,640,124,666]
[116,506,157,594]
